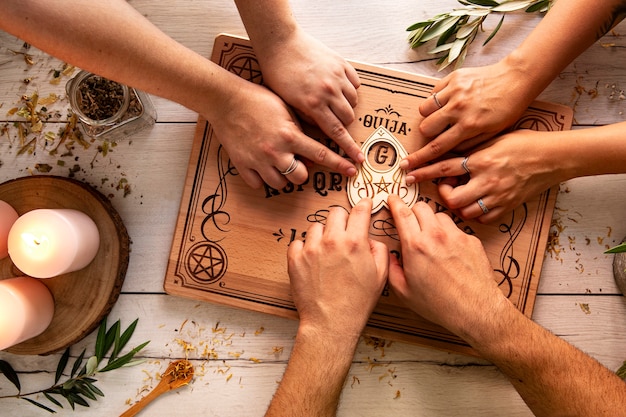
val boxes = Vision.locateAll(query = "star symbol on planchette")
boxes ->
[373,177,392,193]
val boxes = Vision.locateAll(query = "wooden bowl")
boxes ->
[0,176,129,355]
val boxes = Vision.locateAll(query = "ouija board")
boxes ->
[165,34,573,355]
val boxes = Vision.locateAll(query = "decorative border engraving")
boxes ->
[165,35,573,355]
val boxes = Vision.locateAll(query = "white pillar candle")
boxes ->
[8,209,100,279]
[0,200,19,259]
[0,276,55,350]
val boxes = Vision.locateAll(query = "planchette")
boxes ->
[347,127,419,213]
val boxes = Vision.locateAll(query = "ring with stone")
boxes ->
[477,198,489,214]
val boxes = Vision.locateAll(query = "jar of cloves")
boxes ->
[66,70,157,142]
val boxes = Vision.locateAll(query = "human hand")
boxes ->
[402,59,536,179]
[211,78,358,189]
[257,28,364,166]
[406,129,560,222]
[387,195,508,339]
[287,198,389,338]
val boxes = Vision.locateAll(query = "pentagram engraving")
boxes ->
[185,242,228,284]
[513,115,552,131]
[373,177,392,193]
[227,55,263,84]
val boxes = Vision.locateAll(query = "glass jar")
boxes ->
[66,70,157,142]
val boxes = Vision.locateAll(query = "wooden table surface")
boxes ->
[1,1,625,416]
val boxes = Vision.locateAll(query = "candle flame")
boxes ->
[21,232,49,248]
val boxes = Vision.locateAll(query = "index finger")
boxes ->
[315,107,365,165]
[291,131,358,177]
[387,194,421,242]
[346,198,373,239]
[400,123,465,170]
[407,156,467,184]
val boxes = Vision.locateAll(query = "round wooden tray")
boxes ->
[0,176,129,355]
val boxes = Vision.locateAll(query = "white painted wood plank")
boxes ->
[1,294,623,416]
[540,174,626,294]
[1,1,625,415]
[3,1,626,124]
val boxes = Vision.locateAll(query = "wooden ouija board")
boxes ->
[165,34,573,355]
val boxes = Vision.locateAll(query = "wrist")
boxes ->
[499,51,547,107]
[193,70,250,123]
[454,296,519,352]
[253,25,301,64]
[235,1,299,58]
[296,321,361,357]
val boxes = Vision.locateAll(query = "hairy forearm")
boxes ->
[265,326,359,417]
[1,0,239,122]
[465,304,626,417]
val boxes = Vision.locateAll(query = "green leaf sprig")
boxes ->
[0,317,149,413]
[605,242,626,254]
[407,0,554,71]
[617,361,626,380]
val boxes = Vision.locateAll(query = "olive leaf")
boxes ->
[0,360,21,391]
[0,317,149,413]
[617,361,626,380]
[605,242,626,254]
[407,0,554,70]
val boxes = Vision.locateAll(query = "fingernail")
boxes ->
[399,159,409,170]
[405,175,415,185]
[347,167,357,176]
[357,152,365,163]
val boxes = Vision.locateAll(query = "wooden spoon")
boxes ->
[120,359,194,417]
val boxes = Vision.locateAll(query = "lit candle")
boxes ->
[0,200,19,259]
[8,209,100,279]
[0,276,55,350]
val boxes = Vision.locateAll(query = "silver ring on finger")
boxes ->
[477,198,489,214]
[433,92,443,109]
[280,157,299,176]
[461,156,471,175]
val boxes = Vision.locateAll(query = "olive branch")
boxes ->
[0,317,149,413]
[407,0,555,71]
[605,242,626,254]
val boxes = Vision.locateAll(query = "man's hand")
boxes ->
[287,198,388,338]
[387,195,507,338]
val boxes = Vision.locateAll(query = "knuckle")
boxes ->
[320,79,336,95]
[436,160,455,176]
[304,94,324,111]
[327,122,347,141]
[428,140,443,157]
[310,146,328,164]
[259,141,278,159]
[277,126,298,145]
[459,117,479,132]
